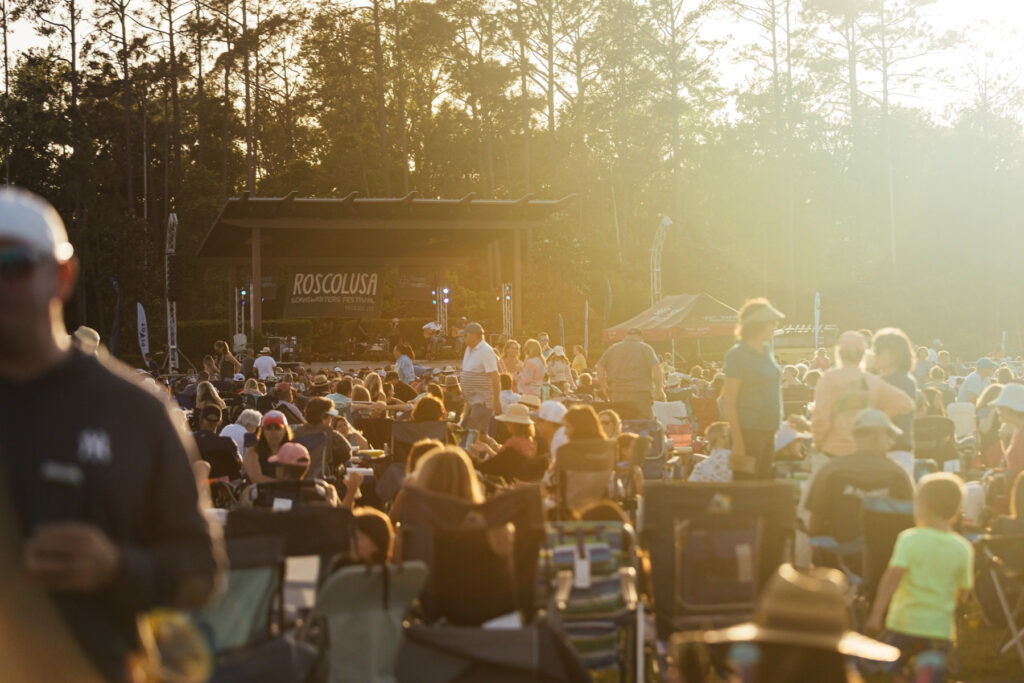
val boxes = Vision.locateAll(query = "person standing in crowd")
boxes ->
[459,322,502,433]
[595,327,665,419]
[959,357,997,404]
[519,338,546,398]
[993,383,1024,488]
[498,339,523,379]
[811,331,916,458]
[867,474,973,682]
[812,347,831,371]
[872,328,919,451]
[213,339,241,379]
[721,299,785,479]
[914,347,934,384]
[239,347,255,377]
[538,332,554,360]
[546,345,574,394]
[253,345,278,380]
[571,345,588,375]
[0,187,222,681]
[393,342,416,385]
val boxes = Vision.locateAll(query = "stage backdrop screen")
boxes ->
[283,268,383,318]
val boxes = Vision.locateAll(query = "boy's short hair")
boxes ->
[705,421,729,442]
[917,473,964,520]
[500,373,513,391]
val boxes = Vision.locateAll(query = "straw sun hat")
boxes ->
[495,404,534,425]
[673,564,899,662]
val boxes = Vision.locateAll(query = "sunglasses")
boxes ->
[0,247,51,281]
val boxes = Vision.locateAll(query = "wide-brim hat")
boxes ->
[260,347,272,354]
[496,404,534,425]
[444,375,460,387]
[443,365,457,373]
[740,301,786,325]
[852,408,902,436]
[311,374,330,388]
[518,394,542,410]
[673,564,899,662]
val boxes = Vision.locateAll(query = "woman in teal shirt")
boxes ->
[721,299,785,480]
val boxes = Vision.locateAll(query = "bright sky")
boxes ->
[5,0,1024,119]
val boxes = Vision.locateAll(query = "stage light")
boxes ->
[241,289,247,296]
[442,287,449,294]
[443,298,450,304]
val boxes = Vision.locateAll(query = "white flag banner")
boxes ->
[137,302,150,356]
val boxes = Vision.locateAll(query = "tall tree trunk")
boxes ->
[517,0,529,192]
[371,0,391,195]
[166,0,181,202]
[222,4,231,197]
[393,0,409,193]
[2,0,10,184]
[118,5,134,216]
[195,0,205,168]
[70,0,86,322]
[241,0,254,192]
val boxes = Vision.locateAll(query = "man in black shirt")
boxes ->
[805,409,915,542]
[0,187,223,681]
[192,404,243,480]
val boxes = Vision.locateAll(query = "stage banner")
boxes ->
[395,266,437,301]
[283,268,383,318]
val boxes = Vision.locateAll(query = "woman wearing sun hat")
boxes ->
[469,404,548,482]
[721,298,786,479]
[671,564,898,682]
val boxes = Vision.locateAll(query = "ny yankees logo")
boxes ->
[78,429,112,465]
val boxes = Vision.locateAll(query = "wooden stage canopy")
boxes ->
[196,191,577,331]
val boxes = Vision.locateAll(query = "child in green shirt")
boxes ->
[867,472,974,682]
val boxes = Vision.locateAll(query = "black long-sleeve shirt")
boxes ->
[0,348,224,681]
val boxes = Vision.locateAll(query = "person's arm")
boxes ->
[243,447,274,483]
[866,565,907,633]
[595,352,609,396]
[651,362,666,401]
[810,375,832,451]
[490,371,502,415]
[874,374,915,417]
[721,377,745,463]
[340,470,363,509]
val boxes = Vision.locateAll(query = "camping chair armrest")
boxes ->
[555,570,574,609]
[619,567,638,611]
[982,544,1024,581]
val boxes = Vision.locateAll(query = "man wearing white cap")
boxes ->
[804,409,915,543]
[253,345,278,380]
[0,188,223,680]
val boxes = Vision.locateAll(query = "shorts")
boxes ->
[883,630,951,683]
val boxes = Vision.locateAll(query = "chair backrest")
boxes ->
[246,480,336,509]
[313,561,428,683]
[226,506,356,559]
[390,421,450,465]
[913,416,958,463]
[642,481,797,639]
[395,484,545,621]
[782,385,814,417]
[352,416,392,450]
[192,535,285,653]
[540,521,634,602]
[946,402,976,438]
[860,497,914,594]
[555,439,617,514]
[292,428,331,480]
[431,522,519,626]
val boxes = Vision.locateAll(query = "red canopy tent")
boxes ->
[604,293,738,343]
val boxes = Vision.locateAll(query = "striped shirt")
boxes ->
[461,340,498,409]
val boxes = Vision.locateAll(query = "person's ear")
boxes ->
[56,257,79,302]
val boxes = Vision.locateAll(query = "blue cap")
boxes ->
[977,358,998,370]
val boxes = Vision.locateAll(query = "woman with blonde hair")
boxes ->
[413,447,484,503]
[498,339,523,379]
[518,338,546,398]
[195,380,226,411]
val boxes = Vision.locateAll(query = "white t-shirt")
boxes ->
[253,355,278,379]
[550,426,568,458]
[220,423,249,457]
[462,341,499,373]
[958,371,988,403]
[461,341,499,409]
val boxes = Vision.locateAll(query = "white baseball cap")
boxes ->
[993,383,1024,414]
[535,400,568,424]
[0,187,74,262]
[774,423,811,452]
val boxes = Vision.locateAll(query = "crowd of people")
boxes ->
[5,186,1024,682]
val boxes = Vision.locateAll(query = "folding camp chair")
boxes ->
[243,480,338,509]
[226,506,356,560]
[642,482,797,640]
[782,385,814,419]
[554,439,617,518]
[191,536,318,682]
[913,416,960,468]
[309,561,429,683]
[540,521,643,682]
[291,428,333,482]
[978,531,1024,668]
[394,484,545,623]
[376,421,452,503]
[946,401,976,439]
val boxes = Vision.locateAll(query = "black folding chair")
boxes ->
[642,481,797,639]
[913,416,960,467]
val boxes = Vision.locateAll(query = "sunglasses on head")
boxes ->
[0,247,52,281]
[264,423,284,431]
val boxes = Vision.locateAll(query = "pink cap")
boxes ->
[268,442,310,466]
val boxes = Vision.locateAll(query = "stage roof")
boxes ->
[196,192,577,263]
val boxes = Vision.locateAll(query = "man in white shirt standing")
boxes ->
[253,346,277,380]
[958,357,996,404]
[460,322,502,433]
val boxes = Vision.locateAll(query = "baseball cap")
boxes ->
[232,372,245,382]
[852,409,902,436]
[268,442,310,466]
[774,423,810,452]
[977,358,998,370]
[0,187,74,262]
[837,330,868,353]
[261,410,287,428]
[627,327,644,337]
[462,322,484,336]
[199,404,223,423]
[535,400,568,424]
